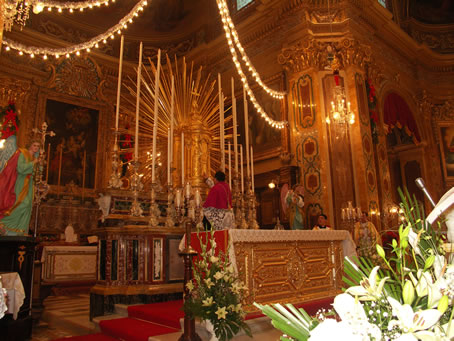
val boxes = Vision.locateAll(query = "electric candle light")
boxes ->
[114,35,124,138]
[232,78,238,174]
[250,145,254,192]
[181,132,184,186]
[228,141,231,188]
[170,76,175,185]
[134,42,143,161]
[240,145,244,193]
[167,128,171,184]
[243,84,250,178]
[151,49,161,183]
[195,189,201,207]
[219,74,225,172]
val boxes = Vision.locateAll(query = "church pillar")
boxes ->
[343,67,381,231]
[288,69,332,229]
[0,0,4,48]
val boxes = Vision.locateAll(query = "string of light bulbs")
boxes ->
[216,0,286,100]
[2,0,148,58]
[32,0,117,14]
[216,0,287,129]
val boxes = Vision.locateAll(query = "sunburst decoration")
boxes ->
[120,55,232,190]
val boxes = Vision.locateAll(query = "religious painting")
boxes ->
[45,99,99,189]
[438,122,454,182]
[236,75,284,159]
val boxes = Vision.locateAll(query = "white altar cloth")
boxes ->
[228,229,356,258]
[0,272,25,320]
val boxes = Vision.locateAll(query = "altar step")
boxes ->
[87,296,336,341]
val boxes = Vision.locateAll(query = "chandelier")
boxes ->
[326,84,355,126]
[3,0,32,31]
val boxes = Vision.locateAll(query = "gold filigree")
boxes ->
[278,38,372,73]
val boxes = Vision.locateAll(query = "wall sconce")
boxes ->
[268,179,278,189]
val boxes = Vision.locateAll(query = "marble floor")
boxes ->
[31,294,283,341]
[31,294,96,341]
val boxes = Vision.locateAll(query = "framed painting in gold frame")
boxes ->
[35,90,110,193]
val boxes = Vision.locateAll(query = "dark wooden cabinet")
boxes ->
[0,236,37,341]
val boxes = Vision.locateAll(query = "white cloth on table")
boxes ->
[0,272,25,320]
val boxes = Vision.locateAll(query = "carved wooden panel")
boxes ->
[234,239,343,312]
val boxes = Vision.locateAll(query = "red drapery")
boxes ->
[383,93,420,143]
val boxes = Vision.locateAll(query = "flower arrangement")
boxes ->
[0,101,20,139]
[256,188,454,340]
[183,230,251,341]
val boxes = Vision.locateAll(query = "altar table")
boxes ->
[185,229,356,312]
[41,246,97,282]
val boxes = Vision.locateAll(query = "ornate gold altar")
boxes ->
[229,230,355,311]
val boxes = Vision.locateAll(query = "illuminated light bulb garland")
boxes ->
[2,0,148,58]
[216,0,285,100]
[215,0,286,129]
[32,0,116,14]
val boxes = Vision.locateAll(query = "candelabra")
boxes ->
[165,189,176,228]
[108,132,122,189]
[340,201,361,234]
[31,122,55,237]
[233,182,242,229]
[247,189,259,229]
[341,201,361,222]
[148,183,160,227]
[130,160,143,217]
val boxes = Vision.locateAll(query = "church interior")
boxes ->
[0,0,453,340]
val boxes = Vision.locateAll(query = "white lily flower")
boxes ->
[387,296,442,340]
[345,266,388,301]
[409,270,432,297]
[309,294,382,341]
[433,255,446,280]
[408,229,421,256]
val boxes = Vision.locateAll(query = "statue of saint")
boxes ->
[0,138,40,236]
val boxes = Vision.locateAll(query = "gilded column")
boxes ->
[0,0,4,47]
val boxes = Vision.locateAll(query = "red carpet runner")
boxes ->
[52,297,334,340]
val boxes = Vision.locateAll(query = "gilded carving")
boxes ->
[52,57,102,99]
[278,39,371,73]
[0,77,31,105]
[235,239,343,312]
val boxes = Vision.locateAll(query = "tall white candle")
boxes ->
[151,49,161,183]
[228,141,231,188]
[115,35,124,137]
[181,132,184,186]
[170,76,175,185]
[219,74,225,172]
[243,84,250,179]
[175,189,181,207]
[195,189,201,207]
[134,42,143,161]
[250,146,255,192]
[167,128,171,184]
[240,145,244,193]
[232,78,238,175]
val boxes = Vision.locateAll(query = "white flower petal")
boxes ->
[412,309,442,331]
[414,330,442,341]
